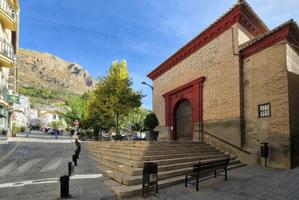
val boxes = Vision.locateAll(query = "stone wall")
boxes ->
[286,44,299,168]
[153,24,248,147]
[243,42,290,168]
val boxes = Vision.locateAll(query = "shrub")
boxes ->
[11,123,21,137]
[21,126,25,132]
[144,113,159,131]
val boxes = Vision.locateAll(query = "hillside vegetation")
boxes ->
[16,49,95,106]
[18,86,79,105]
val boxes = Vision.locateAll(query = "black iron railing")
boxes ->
[0,0,16,20]
[0,38,15,60]
[204,131,251,154]
[0,84,9,98]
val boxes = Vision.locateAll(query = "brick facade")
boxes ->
[148,1,299,169]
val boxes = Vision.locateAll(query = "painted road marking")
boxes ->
[0,142,20,163]
[17,158,42,173]
[71,174,103,179]
[0,178,58,188]
[0,162,17,176]
[40,157,63,173]
[0,174,103,188]
[8,137,72,143]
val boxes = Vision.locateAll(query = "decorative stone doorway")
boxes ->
[175,99,193,140]
[163,77,205,141]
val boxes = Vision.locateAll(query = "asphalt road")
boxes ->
[0,131,116,200]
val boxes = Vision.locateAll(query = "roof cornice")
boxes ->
[240,20,299,59]
[148,1,268,80]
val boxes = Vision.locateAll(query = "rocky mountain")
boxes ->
[16,49,96,95]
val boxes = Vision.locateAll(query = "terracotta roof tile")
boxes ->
[240,0,268,31]
[239,19,296,51]
[147,0,270,80]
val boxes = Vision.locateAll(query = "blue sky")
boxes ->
[19,0,299,109]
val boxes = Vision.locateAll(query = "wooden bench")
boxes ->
[185,157,230,191]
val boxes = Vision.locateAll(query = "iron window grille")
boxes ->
[258,103,271,118]
[0,38,15,60]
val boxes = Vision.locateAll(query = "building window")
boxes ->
[258,103,271,118]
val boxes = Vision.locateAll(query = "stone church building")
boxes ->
[147,0,299,169]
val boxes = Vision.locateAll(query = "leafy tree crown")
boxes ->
[144,113,159,131]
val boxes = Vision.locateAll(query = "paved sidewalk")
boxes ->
[128,166,299,200]
[68,143,117,199]
[0,135,7,144]
[3,136,299,200]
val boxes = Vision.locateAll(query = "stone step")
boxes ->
[89,148,222,160]
[101,153,228,168]
[87,145,217,156]
[87,147,221,161]
[87,147,217,156]
[88,141,207,148]
[88,148,226,168]
[97,154,236,175]
[97,155,239,176]
[105,163,245,198]
[87,141,244,198]
[87,142,211,151]
[97,157,238,186]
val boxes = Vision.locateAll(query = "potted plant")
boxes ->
[144,113,159,141]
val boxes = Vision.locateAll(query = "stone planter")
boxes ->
[145,131,159,141]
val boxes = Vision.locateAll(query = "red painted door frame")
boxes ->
[163,77,206,140]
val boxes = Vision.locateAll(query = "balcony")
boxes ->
[0,83,9,108]
[0,0,16,30]
[0,38,15,67]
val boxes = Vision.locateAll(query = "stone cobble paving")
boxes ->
[2,136,299,200]
[128,166,299,200]
[0,137,116,200]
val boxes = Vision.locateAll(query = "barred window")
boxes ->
[258,103,271,118]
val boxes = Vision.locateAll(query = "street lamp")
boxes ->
[141,81,153,90]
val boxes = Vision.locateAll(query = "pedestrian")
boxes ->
[54,130,58,139]
[70,129,74,138]
[26,126,31,137]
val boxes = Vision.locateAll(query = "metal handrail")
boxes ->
[203,131,251,154]
[0,0,16,20]
[0,38,15,60]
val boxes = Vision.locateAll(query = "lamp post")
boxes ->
[141,81,153,90]
[141,81,154,109]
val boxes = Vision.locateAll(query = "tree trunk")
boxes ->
[116,112,119,135]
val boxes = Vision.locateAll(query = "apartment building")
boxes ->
[0,0,19,134]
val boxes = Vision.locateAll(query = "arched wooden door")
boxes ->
[175,100,192,140]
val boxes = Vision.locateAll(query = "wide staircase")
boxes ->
[87,141,244,198]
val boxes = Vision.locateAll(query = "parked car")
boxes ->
[48,129,59,135]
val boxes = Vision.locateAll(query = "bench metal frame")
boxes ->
[185,157,229,191]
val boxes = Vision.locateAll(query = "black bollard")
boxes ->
[72,154,77,166]
[75,139,79,147]
[68,162,73,176]
[75,149,79,159]
[60,175,70,198]
[77,144,81,153]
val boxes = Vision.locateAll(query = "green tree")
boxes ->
[86,60,142,134]
[119,108,150,131]
[51,120,63,129]
[63,94,89,127]
[84,90,114,131]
